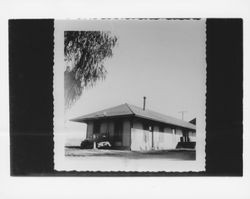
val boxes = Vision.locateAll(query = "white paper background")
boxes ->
[1,0,250,198]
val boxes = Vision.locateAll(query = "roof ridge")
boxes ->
[70,103,132,121]
[127,103,195,129]
[124,103,135,115]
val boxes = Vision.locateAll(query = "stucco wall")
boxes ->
[153,126,174,150]
[189,131,196,142]
[131,128,152,151]
[131,121,185,151]
[131,121,153,151]
[122,120,131,147]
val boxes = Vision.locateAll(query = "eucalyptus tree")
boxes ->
[64,31,118,109]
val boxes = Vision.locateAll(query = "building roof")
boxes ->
[70,103,196,130]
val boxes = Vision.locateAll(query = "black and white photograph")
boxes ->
[2,0,247,196]
[54,19,206,172]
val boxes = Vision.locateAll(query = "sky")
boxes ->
[64,19,206,139]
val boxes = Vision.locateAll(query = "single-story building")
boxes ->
[71,103,196,151]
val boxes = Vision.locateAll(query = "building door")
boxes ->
[93,121,100,136]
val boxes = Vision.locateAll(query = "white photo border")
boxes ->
[53,19,206,172]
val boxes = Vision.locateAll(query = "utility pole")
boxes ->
[178,111,188,120]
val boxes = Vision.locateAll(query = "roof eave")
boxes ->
[133,114,196,131]
[70,114,135,123]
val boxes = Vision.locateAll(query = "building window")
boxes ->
[143,122,152,131]
[159,125,164,132]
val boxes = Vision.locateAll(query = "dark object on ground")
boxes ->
[80,139,94,149]
[176,142,196,149]
[80,134,112,149]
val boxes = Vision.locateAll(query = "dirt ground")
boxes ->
[65,147,196,160]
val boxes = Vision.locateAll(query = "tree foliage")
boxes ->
[64,31,118,109]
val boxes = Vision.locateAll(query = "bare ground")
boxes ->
[65,147,196,160]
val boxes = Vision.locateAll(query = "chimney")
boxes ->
[143,96,146,110]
